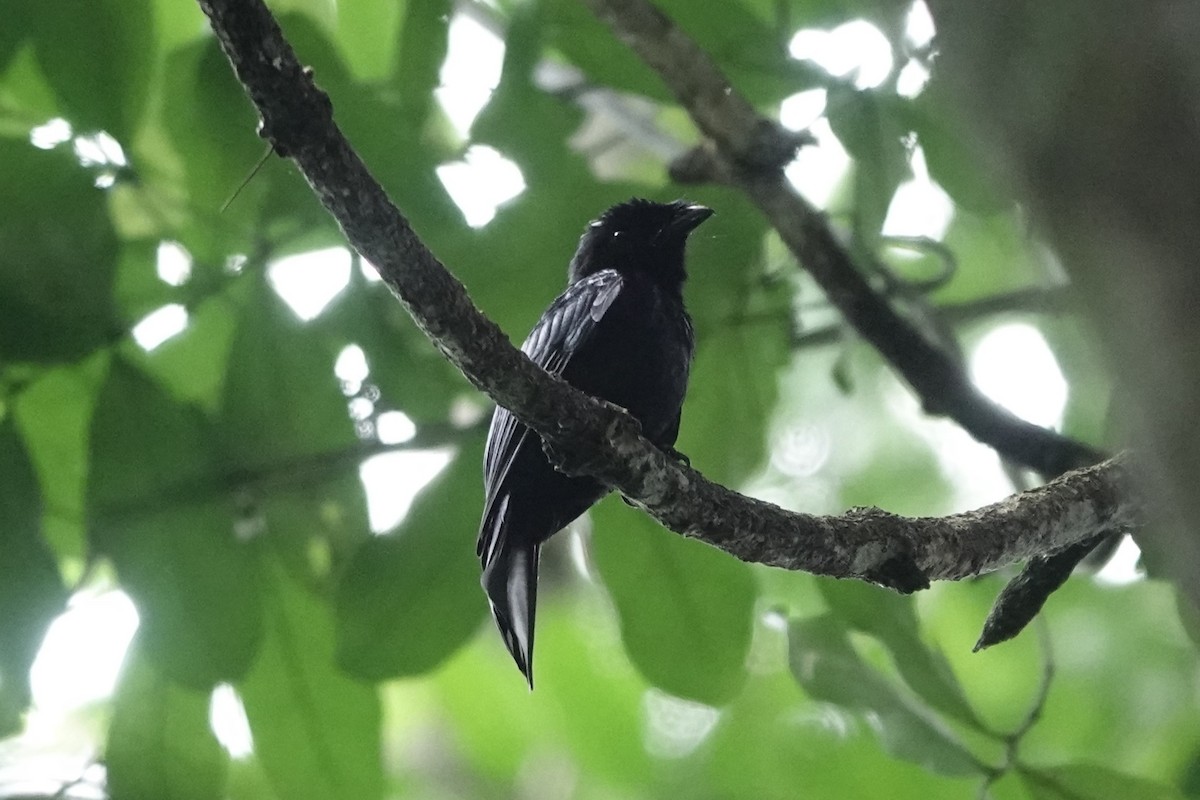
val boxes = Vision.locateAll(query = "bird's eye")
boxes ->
[612,231,622,238]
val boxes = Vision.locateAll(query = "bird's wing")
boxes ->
[478,270,624,554]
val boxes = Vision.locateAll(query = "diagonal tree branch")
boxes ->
[195,0,1133,593]
[581,0,1112,645]
[922,0,1200,612]
[582,0,1102,479]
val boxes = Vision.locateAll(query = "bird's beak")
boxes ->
[671,204,714,235]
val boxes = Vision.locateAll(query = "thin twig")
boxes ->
[1005,620,1056,746]
[977,619,1056,796]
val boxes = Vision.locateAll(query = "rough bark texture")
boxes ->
[583,0,1102,478]
[195,0,1135,593]
[583,0,1112,641]
[925,0,1200,609]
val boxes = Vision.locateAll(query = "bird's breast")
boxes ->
[563,281,692,446]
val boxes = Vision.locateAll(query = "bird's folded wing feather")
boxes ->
[478,271,625,554]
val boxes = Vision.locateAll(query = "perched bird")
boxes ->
[477,198,712,687]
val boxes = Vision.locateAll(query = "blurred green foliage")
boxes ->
[0,0,1196,798]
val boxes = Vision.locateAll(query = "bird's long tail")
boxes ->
[483,543,540,688]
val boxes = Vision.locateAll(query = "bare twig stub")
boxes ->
[195,0,1131,592]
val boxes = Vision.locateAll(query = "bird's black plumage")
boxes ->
[478,198,712,686]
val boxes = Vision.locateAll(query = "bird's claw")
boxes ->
[664,446,691,468]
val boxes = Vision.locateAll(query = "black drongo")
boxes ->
[477,198,712,686]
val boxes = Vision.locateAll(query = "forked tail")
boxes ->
[482,543,540,688]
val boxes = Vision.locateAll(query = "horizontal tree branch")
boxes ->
[196,0,1133,591]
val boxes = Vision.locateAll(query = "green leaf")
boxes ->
[239,557,384,800]
[12,353,109,562]
[674,193,787,486]
[109,503,263,690]
[1181,749,1200,797]
[0,43,63,123]
[319,276,468,424]
[1021,764,1185,800]
[741,0,911,36]
[540,0,818,106]
[271,0,337,32]
[817,578,986,731]
[533,608,657,785]
[28,0,155,141]
[332,0,403,81]
[335,435,487,678]
[390,0,450,126]
[539,0,665,101]
[591,500,755,705]
[459,7,616,334]
[106,644,229,800]
[434,597,656,787]
[161,37,267,239]
[87,359,220,508]
[329,73,459,245]
[702,665,977,800]
[151,0,209,54]
[788,614,983,776]
[905,82,1012,215]
[934,209,1042,305]
[681,319,789,487]
[1039,317,1110,450]
[825,85,911,247]
[113,239,174,323]
[0,0,31,74]
[128,290,242,415]
[1175,591,1200,652]
[88,359,263,688]
[218,271,375,637]
[276,10,459,244]
[277,12,352,87]
[261,469,370,582]
[472,6,583,180]
[0,138,119,363]
[225,757,279,800]
[0,418,68,736]
[218,275,357,472]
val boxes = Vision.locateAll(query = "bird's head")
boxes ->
[568,198,713,287]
